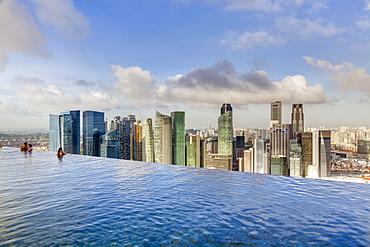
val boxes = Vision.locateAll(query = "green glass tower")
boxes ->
[218,103,233,155]
[171,111,185,166]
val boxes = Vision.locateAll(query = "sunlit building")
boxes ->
[218,103,233,155]
[154,111,172,164]
[171,111,186,166]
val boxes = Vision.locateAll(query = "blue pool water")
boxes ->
[0,147,369,246]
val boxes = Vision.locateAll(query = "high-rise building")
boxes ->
[218,103,233,155]
[154,111,172,164]
[270,124,292,158]
[60,110,80,154]
[270,101,282,127]
[82,110,105,156]
[119,115,136,160]
[311,130,331,178]
[239,148,254,172]
[204,154,232,170]
[142,118,155,162]
[100,128,120,159]
[299,132,313,178]
[289,139,303,177]
[131,120,142,161]
[291,104,304,138]
[254,138,269,174]
[171,111,185,166]
[186,135,203,167]
[49,114,62,152]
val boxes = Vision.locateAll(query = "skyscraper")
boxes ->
[218,103,233,155]
[154,111,172,164]
[171,111,185,166]
[299,132,313,178]
[291,104,304,138]
[100,128,120,159]
[270,101,282,127]
[60,110,80,154]
[82,110,105,156]
[119,115,136,160]
[142,118,155,162]
[311,130,331,178]
[130,120,142,161]
[49,114,62,152]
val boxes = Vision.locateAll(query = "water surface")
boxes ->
[0,147,369,246]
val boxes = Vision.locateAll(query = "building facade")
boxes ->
[82,110,105,156]
[218,103,233,155]
[171,111,186,166]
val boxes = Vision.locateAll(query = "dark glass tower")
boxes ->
[61,110,80,154]
[83,110,106,156]
[119,115,136,160]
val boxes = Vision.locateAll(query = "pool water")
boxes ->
[0,147,369,246]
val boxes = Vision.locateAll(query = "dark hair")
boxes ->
[29,144,32,147]
[57,147,63,153]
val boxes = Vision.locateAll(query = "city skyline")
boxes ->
[1,0,370,130]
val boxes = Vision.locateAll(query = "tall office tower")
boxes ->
[142,118,155,162]
[270,124,292,157]
[291,104,304,138]
[82,110,105,156]
[299,132,313,178]
[154,111,172,164]
[218,103,233,155]
[311,130,331,178]
[254,138,269,174]
[130,120,142,161]
[60,110,80,154]
[171,111,186,166]
[270,101,282,127]
[186,135,205,167]
[239,148,254,172]
[109,116,121,132]
[207,137,218,154]
[100,128,120,159]
[289,139,303,177]
[270,124,292,175]
[119,115,136,160]
[49,114,62,152]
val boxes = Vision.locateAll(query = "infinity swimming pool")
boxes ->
[0,147,369,246]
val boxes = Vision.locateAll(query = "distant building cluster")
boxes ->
[49,102,370,178]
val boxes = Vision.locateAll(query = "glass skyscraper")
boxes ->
[270,101,282,127]
[291,104,304,138]
[100,128,120,159]
[60,110,80,154]
[82,110,105,156]
[218,103,233,155]
[119,115,136,160]
[49,114,62,152]
[171,111,185,166]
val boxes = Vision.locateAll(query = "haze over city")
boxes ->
[1,0,370,130]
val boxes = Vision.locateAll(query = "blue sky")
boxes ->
[1,0,370,130]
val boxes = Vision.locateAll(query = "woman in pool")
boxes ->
[56,147,66,160]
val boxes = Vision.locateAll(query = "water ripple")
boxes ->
[0,147,369,246]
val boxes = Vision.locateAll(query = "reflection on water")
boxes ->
[0,147,369,246]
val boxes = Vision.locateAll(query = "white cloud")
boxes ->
[275,17,344,39]
[221,31,285,50]
[365,0,370,10]
[356,19,370,29]
[32,0,91,41]
[203,0,304,12]
[0,0,49,70]
[15,78,122,113]
[112,65,156,107]
[303,56,370,93]
[156,60,328,106]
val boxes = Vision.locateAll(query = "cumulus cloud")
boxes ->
[303,56,370,94]
[275,17,344,39]
[0,0,49,70]
[365,0,370,10]
[155,60,328,106]
[356,18,370,29]
[32,0,91,41]
[112,65,156,107]
[221,31,285,50]
[15,78,122,113]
